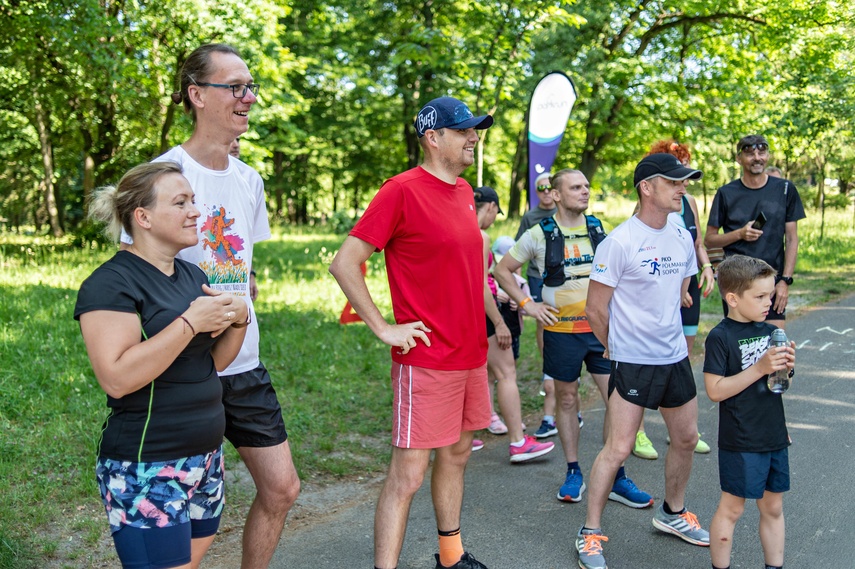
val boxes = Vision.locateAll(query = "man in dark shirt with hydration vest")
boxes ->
[705,135,806,329]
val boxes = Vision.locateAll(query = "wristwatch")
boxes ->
[779,276,794,286]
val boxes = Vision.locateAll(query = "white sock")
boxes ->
[510,438,526,447]
[544,415,555,424]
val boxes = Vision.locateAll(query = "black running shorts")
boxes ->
[221,362,288,448]
[608,357,696,410]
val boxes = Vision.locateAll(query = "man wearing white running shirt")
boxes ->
[576,153,711,569]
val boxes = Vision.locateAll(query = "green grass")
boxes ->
[0,200,853,567]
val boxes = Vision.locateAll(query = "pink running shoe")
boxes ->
[488,414,508,435]
[509,435,554,463]
[472,439,485,451]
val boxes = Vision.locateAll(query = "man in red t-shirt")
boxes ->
[330,96,494,569]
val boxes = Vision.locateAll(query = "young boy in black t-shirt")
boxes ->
[703,255,796,569]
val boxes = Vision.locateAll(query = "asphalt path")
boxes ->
[272,292,855,568]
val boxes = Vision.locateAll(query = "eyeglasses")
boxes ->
[740,143,768,154]
[194,82,260,98]
[536,185,551,192]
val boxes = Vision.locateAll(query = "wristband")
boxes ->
[176,316,196,336]
[518,296,533,308]
[701,263,712,269]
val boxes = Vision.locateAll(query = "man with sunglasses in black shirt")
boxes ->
[705,135,806,328]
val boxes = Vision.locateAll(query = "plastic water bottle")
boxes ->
[767,329,790,394]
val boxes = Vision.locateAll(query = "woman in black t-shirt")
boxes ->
[74,161,249,569]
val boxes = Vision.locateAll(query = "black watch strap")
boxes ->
[780,276,793,286]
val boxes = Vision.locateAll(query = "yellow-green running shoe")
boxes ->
[632,431,659,460]
[665,433,711,454]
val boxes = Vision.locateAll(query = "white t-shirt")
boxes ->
[590,215,696,365]
[121,146,271,375]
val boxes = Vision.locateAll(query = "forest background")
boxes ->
[2,0,855,232]
[2,1,855,567]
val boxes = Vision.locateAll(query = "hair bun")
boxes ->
[171,91,182,104]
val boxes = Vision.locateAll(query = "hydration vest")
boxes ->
[539,215,606,287]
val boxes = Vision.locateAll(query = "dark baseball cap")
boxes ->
[414,97,494,138]
[474,186,503,214]
[634,153,703,187]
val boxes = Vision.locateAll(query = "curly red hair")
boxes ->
[648,140,691,166]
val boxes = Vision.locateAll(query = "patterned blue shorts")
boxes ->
[96,446,225,534]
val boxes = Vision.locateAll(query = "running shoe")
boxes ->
[487,414,508,435]
[651,504,710,546]
[666,433,712,454]
[632,431,659,460]
[557,468,586,502]
[509,435,554,463]
[609,474,654,508]
[534,420,558,438]
[578,412,584,429]
[434,552,489,568]
[575,527,608,569]
[471,439,484,451]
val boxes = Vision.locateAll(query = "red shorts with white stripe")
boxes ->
[390,362,490,449]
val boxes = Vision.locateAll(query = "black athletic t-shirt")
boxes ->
[707,177,806,272]
[703,318,789,453]
[74,251,225,462]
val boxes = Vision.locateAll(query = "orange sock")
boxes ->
[438,528,463,567]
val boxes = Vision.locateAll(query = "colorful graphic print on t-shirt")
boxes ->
[198,205,248,289]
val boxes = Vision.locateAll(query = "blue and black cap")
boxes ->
[414,97,494,138]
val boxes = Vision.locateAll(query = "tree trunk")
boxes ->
[579,149,601,182]
[160,103,176,156]
[273,151,285,219]
[159,50,186,155]
[507,125,527,218]
[34,100,63,237]
[82,154,95,217]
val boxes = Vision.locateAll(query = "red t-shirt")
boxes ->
[351,167,488,371]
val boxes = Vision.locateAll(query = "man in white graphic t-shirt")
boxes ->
[575,153,711,569]
[122,44,299,569]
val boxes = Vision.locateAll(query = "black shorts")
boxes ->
[487,318,520,359]
[719,448,790,499]
[221,362,288,449]
[608,358,696,410]
[543,331,610,382]
[680,274,700,329]
[527,276,545,302]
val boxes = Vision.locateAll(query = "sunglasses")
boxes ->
[740,143,769,154]
[536,184,551,192]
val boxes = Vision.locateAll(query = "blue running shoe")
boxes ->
[557,468,586,502]
[534,420,557,438]
[608,474,653,508]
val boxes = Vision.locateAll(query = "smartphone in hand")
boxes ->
[752,211,767,230]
